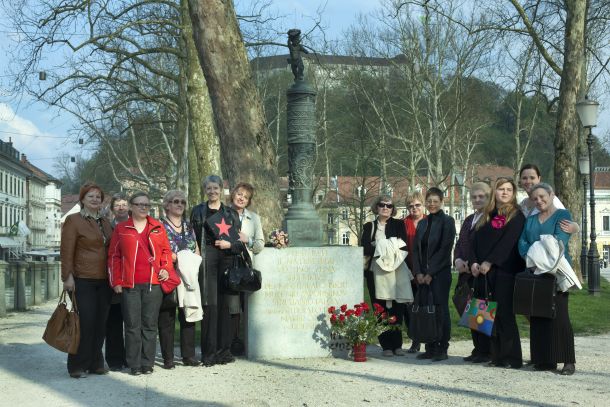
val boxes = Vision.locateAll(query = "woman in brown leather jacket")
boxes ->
[60,182,113,378]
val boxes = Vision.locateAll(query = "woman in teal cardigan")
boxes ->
[518,183,576,375]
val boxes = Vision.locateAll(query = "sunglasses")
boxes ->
[377,203,394,209]
[171,199,187,205]
[407,203,422,209]
[131,203,151,209]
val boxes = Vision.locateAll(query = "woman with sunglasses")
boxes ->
[470,178,525,369]
[108,191,174,375]
[402,191,426,353]
[361,195,409,356]
[157,190,202,369]
[412,187,456,362]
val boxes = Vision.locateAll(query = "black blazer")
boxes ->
[190,201,242,254]
[361,217,408,258]
[412,210,456,277]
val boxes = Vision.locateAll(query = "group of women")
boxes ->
[362,164,577,375]
[60,175,263,378]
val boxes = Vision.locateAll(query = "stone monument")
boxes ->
[246,30,363,360]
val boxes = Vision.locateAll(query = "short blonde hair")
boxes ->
[405,191,424,206]
[470,182,491,198]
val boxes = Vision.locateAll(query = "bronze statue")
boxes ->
[287,29,309,81]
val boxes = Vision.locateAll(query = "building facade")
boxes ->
[0,139,28,259]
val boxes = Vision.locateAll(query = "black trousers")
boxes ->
[122,284,163,369]
[67,278,112,374]
[423,271,452,355]
[158,306,196,361]
[404,280,419,343]
[105,299,126,368]
[200,246,233,357]
[490,272,522,367]
[365,270,404,351]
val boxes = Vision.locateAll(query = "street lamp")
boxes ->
[576,96,601,296]
[578,154,589,282]
[455,171,466,221]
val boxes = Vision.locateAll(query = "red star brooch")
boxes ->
[215,217,232,237]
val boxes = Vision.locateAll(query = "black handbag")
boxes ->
[408,285,440,344]
[222,249,262,294]
[452,274,472,316]
[160,290,178,310]
[513,269,556,319]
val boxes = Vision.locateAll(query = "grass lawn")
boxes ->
[362,273,610,342]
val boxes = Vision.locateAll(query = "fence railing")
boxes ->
[0,260,61,317]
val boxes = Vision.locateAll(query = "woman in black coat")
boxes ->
[361,194,408,356]
[470,177,525,369]
[412,187,456,361]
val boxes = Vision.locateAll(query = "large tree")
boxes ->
[188,0,282,231]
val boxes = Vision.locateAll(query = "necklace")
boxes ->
[167,217,183,229]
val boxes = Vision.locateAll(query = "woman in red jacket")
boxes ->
[108,191,174,376]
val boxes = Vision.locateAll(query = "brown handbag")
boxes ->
[42,289,81,354]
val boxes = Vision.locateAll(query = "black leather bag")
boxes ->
[408,285,440,343]
[513,269,556,319]
[222,250,262,294]
[452,274,472,316]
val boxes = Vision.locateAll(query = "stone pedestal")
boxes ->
[14,262,27,311]
[30,261,42,305]
[247,246,362,360]
[0,261,7,317]
[46,260,59,300]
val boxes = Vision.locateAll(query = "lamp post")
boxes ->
[576,96,601,296]
[578,155,589,282]
[455,171,466,221]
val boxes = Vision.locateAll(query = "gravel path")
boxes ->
[1,301,608,407]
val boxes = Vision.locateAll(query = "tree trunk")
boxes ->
[188,0,282,232]
[183,0,221,204]
[553,0,586,279]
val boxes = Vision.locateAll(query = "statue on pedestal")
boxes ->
[287,29,309,81]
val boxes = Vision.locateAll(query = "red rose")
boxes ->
[381,312,387,319]
[340,304,348,312]
[362,303,370,312]
[355,308,364,317]
[345,309,354,317]
[330,314,337,323]
[388,315,397,324]
[354,303,361,309]
[491,215,506,229]
[339,314,346,322]
[328,306,336,314]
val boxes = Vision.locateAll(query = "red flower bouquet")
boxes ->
[327,302,397,345]
[491,215,506,229]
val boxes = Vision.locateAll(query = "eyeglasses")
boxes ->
[131,203,151,209]
[171,199,187,205]
[377,203,394,209]
[407,203,422,209]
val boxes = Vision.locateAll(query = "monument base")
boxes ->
[247,246,362,360]
[283,217,323,247]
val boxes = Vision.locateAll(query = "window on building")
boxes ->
[341,208,348,220]
[356,185,367,198]
[327,231,335,245]
[604,216,610,232]
[316,191,324,204]
[342,232,350,245]
[401,209,407,218]
[0,205,3,227]
[327,213,334,224]
[0,171,3,191]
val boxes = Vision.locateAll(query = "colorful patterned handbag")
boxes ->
[458,277,496,336]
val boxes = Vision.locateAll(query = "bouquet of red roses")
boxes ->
[327,302,397,345]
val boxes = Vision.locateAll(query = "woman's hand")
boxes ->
[239,231,249,244]
[455,258,469,274]
[215,240,231,250]
[158,269,169,281]
[479,261,492,275]
[416,273,425,285]
[423,274,432,285]
[171,252,177,262]
[63,273,75,291]
[470,263,480,277]
[113,285,123,294]
[560,220,579,234]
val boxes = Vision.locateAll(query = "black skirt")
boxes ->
[530,291,575,365]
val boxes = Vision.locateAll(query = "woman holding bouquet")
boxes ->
[470,178,525,369]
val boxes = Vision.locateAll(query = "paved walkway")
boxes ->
[1,301,609,407]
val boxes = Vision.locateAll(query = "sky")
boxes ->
[0,0,607,177]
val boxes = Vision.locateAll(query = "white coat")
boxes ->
[525,234,582,292]
[371,237,413,304]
